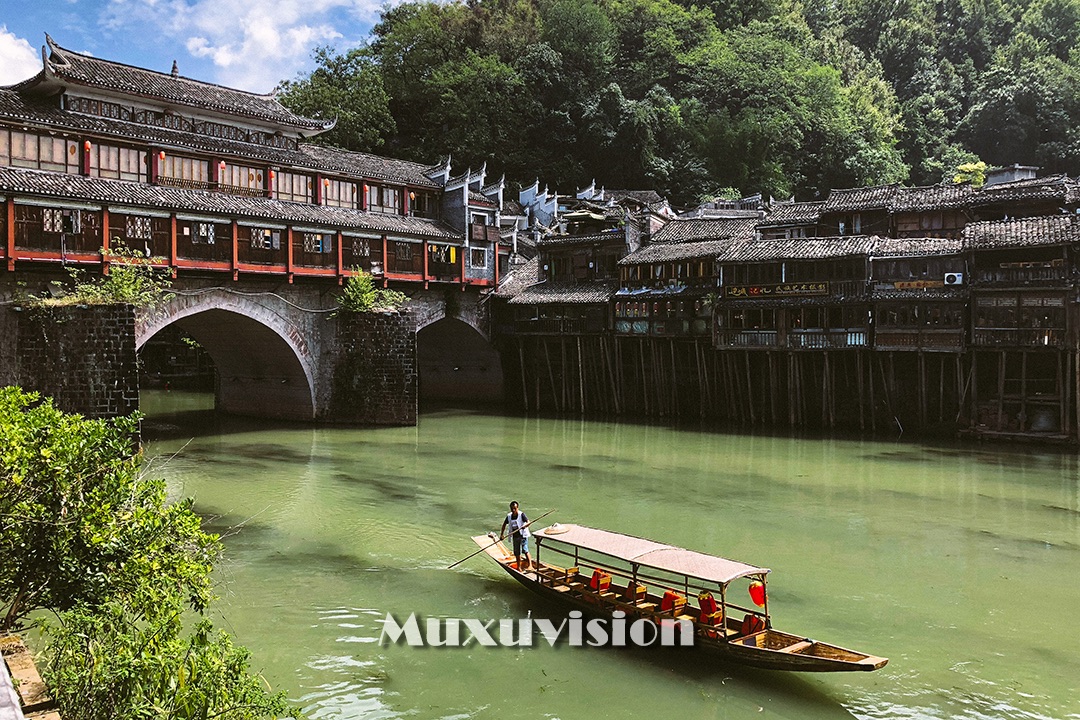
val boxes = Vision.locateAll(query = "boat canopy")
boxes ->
[536,524,769,585]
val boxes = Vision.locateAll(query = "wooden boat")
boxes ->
[469,523,887,672]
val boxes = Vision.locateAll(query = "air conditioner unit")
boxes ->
[944,272,964,286]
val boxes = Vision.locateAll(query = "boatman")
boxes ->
[500,501,532,571]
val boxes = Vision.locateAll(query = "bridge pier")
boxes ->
[0,276,495,425]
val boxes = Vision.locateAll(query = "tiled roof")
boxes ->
[295,145,441,187]
[717,235,882,262]
[0,166,459,239]
[869,237,964,257]
[506,280,619,305]
[16,36,331,132]
[503,198,524,215]
[537,231,625,247]
[493,257,541,298]
[889,184,974,212]
[823,184,900,212]
[962,215,1080,249]
[650,217,757,244]
[971,174,1080,206]
[469,190,496,206]
[758,201,823,227]
[619,239,737,265]
[0,90,440,187]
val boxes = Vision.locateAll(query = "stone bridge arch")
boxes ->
[137,288,320,420]
[408,289,503,404]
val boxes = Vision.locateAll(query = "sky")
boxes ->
[0,0,393,93]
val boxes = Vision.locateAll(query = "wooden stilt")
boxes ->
[857,351,865,431]
[577,336,586,415]
[518,340,529,412]
[996,351,1006,431]
[543,338,559,413]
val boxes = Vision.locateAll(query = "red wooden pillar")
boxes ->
[81,140,91,176]
[101,209,110,275]
[460,243,466,286]
[212,158,223,188]
[362,184,370,212]
[169,214,178,278]
[337,231,345,284]
[314,174,324,205]
[151,149,162,184]
[266,169,275,199]
[494,243,501,287]
[286,227,294,284]
[231,220,239,281]
[5,197,14,271]
[403,188,411,216]
[381,234,389,288]
[423,239,429,288]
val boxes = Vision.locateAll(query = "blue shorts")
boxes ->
[513,534,530,556]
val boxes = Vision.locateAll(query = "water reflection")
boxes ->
[142,391,1080,720]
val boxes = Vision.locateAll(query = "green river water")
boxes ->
[141,391,1080,720]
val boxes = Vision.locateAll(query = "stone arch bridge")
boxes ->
[0,275,502,424]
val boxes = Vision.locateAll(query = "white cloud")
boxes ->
[101,0,387,92]
[0,27,42,85]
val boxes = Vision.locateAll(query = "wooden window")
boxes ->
[470,247,487,269]
[5,132,78,173]
[324,179,357,208]
[193,222,216,245]
[412,192,437,218]
[274,172,312,203]
[368,185,402,214]
[303,232,332,253]
[126,216,152,240]
[249,227,280,250]
[220,163,263,194]
[395,242,412,261]
[160,155,209,186]
[350,238,371,258]
[42,208,63,233]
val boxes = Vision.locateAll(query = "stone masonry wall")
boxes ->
[320,310,417,425]
[15,304,139,419]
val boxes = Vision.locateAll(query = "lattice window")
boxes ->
[194,222,216,245]
[395,242,412,261]
[350,238,371,258]
[43,208,63,233]
[303,233,332,253]
[126,216,153,240]
[470,247,487,269]
[249,227,280,250]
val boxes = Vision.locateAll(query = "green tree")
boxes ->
[337,269,408,313]
[277,46,395,152]
[0,387,296,719]
[959,34,1080,174]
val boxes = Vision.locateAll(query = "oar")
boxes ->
[447,508,556,569]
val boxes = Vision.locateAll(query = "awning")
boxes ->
[535,523,768,585]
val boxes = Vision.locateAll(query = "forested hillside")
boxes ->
[277,0,1080,204]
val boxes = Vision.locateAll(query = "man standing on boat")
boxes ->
[500,501,532,571]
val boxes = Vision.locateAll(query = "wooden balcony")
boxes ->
[874,329,964,351]
[972,328,1067,348]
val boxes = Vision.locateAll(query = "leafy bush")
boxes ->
[40,244,173,308]
[0,387,297,719]
[337,269,407,312]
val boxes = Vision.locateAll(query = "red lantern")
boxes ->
[269,170,276,180]
[158,150,166,160]
[219,160,226,170]
[749,581,766,607]
[83,140,91,152]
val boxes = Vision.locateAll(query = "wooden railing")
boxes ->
[874,329,964,351]
[972,328,1066,348]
